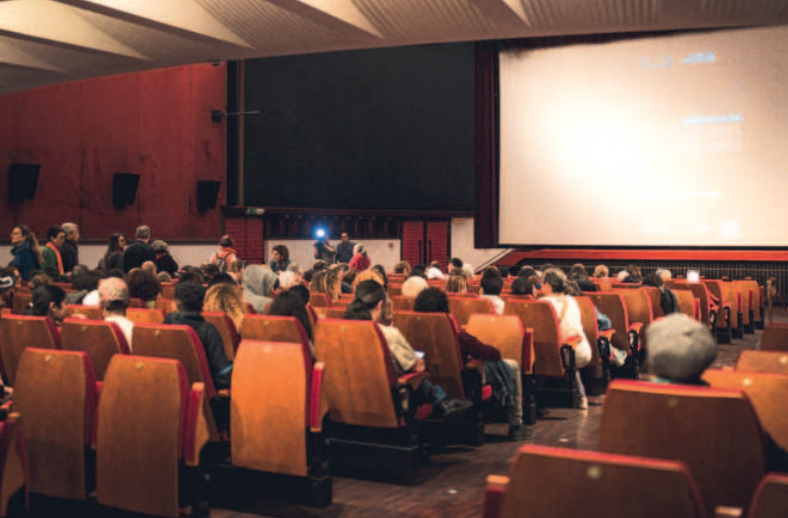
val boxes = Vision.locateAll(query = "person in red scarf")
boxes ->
[40,226,65,277]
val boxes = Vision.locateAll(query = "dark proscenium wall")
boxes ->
[242,43,476,212]
[0,64,226,240]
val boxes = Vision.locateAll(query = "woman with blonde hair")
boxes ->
[446,273,468,294]
[310,269,340,303]
[203,282,245,333]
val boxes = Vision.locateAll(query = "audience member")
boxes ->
[242,265,278,314]
[642,273,680,315]
[70,269,101,306]
[392,261,411,276]
[99,233,125,272]
[208,273,235,286]
[371,264,387,289]
[123,225,156,273]
[269,244,291,274]
[9,224,43,281]
[569,263,596,292]
[335,232,355,264]
[401,276,428,299]
[348,244,371,271]
[157,271,173,283]
[446,273,468,294]
[541,269,592,409]
[511,277,535,297]
[426,261,446,280]
[98,277,133,349]
[164,282,232,390]
[480,268,505,314]
[409,264,428,280]
[655,268,673,282]
[28,271,52,290]
[151,240,178,275]
[310,269,340,303]
[343,280,472,420]
[25,284,67,324]
[125,267,161,308]
[40,226,65,277]
[0,273,15,312]
[461,263,476,279]
[210,235,238,274]
[623,264,643,283]
[413,287,531,440]
[278,271,301,290]
[60,222,80,274]
[179,268,204,284]
[593,264,609,278]
[268,289,315,359]
[204,282,245,333]
[449,257,463,275]
[141,260,157,276]
[313,234,336,265]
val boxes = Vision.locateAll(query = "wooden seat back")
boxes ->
[12,292,31,315]
[392,311,465,399]
[126,308,165,324]
[325,307,346,319]
[759,323,788,352]
[314,319,399,428]
[743,279,763,326]
[66,305,103,320]
[0,315,61,386]
[737,350,788,376]
[732,280,752,328]
[160,283,176,300]
[600,380,767,516]
[703,369,788,453]
[674,290,699,320]
[641,287,665,318]
[391,296,414,312]
[242,315,310,349]
[574,296,602,365]
[60,318,130,380]
[0,413,25,517]
[96,355,188,517]
[703,280,739,331]
[504,300,564,377]
[449,297,496,327]
[231,339,314,477]
[588,293,630,355]
[614,289,653,327]
[154,298,175,315]
[674,282,715,325]
[490,445,706,518]
[14,349,96,500]
[748,473,788,518]
[466,314,533,374]
[132,323,217,399]
[309,293,330,308]
[202,312,240,362]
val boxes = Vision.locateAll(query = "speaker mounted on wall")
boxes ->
[8,163,41,204]
[113,173,140,209]
[197,180,221,212]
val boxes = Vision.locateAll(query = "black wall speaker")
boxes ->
[113,173,140,209]
[197,180,221,212]
[8,163,40,204]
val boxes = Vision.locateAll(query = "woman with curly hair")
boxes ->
[9,224,43,281]
[125,268,161,309]
[269,244,291,274]
[310,269,340,304]
[203,282,245,333]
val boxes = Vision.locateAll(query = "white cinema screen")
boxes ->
[498,25,788,247]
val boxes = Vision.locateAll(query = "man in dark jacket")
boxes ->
[163,281,232,390]
[123,225,157,273]
[60,222,80,274]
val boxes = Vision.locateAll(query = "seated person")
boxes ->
[510,277,535,297]
[401,276,428,299]
[413,287,531,440]
[446,273,468,294]
[343,280,472,420]
[642,273,680,315]
[163,282,232,390]
[479,268,505,315]
[98,277,134,350]
[25,284,67,325]
[646,313,716,385]
[268,289,315,360]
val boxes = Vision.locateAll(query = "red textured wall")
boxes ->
[0,63,226,240]
[225,216,264,263]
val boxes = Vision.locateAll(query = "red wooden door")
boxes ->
[425,221,448,269]
[401,221,424,267]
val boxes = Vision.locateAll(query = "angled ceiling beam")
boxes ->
[264,0,383,39]
[53,0,253,49]
[0,0,150,60]
[0,39,66,72]
[470,0,531,27]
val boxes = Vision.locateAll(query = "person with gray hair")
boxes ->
[151,239,178,275]
[60,222,80,273]
[99,277,134,350]
[646,313,716,384]
[123,225,156,272]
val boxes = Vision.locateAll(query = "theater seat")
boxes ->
[96,355,211,517]
[599,380,767,516]
[201,312,240,362]
[60,318,130,380]
[448,297,495,327]
[126,308,165,324]
[242,315,310,348]
[230,339,330,505]
[747,474,788,518]
[0,315,61,386]
[13,349,97,501]
[482,445,706,518]
[314,319,431,481]
[737,350,788,376]
[0,413,25,517]
[758,323,788,352]
[588,293,642,377]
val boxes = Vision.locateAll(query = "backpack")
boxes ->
[215,251,234,273]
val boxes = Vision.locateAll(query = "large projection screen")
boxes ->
[499,26,788,248]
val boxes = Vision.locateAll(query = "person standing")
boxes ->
[9,225,43,281]
[60,222,80,274]
[335,232,355,264]
[40,226,65,277]
[210,235,238,273]
[269,244,291,274]
[123,225,156,272]
[313,234,336,265]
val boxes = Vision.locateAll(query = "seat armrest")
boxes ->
[398,371,427,391]
[628,322,644,334]
[217,388,230,398]
[736,293,742,313]
[183,382,210,467]
[90,381,103,449]
[714,505,743,518]
[482,475,509,518]
[309,362,328,433]
[563,335,583,349]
